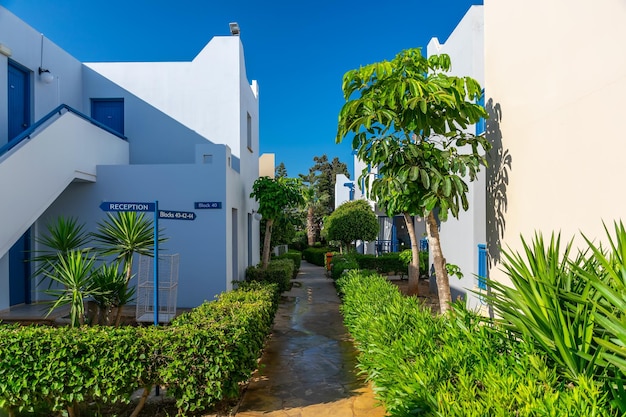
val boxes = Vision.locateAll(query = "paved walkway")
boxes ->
[235,261,386,417]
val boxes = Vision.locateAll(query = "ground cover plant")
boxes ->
[337,270,620,416]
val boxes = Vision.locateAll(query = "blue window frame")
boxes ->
[477,243,487,290]
[476,89,485,136]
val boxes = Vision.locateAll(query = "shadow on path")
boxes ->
[235,261,385,417]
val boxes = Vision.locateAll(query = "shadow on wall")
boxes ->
[485,98,511,269]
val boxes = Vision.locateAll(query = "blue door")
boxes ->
[9,234,31,306]
[7,61,32,306]
[91,99,124,135]
[8,61,30,142]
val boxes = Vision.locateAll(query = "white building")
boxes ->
[0,6,261,311]
[483,0,626,285]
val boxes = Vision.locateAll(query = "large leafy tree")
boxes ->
[250,176,304,269]
[299,155,349,245]
[324,200,378,253]
[336,48,490,313]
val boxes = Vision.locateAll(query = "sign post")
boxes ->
[153,200,159,326]
[99,200,195,326]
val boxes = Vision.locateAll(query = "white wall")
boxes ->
[40,146,230,308]
[484,0,626,284]
[0,6,84,145]
[0,7,261,309]
[426,6,486,309]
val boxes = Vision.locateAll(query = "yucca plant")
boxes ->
[91,212,166,325]
[484,232,601,381]
[578,222,626,373]
[31,216,91,281]
[90,262,135,325]
[43,250,99,327]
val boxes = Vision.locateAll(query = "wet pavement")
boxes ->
[234,261,386,417]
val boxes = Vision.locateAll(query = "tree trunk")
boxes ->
[403,212,420,296]
[426,211,452,314]
[115,259,134,326]
[262,218,274,269]
[306,205,316,246]
[129,386,152,417]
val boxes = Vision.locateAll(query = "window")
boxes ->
[247,112,252,152]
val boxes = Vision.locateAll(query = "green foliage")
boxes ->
[323,200,378,251]
[289,230,308,252]
[246,259,294,292]
[485,233,603,381]
[250,176,303,225]
[302,246,335,266]
[42,250,99,327]
[336,48,491,310]
[31,216,91,278]
[399,249,430,277]
[578,222,626,379]
[91,212,166,325]
[276,250,302,278]
[91,212,161,282]
[251,176,304,269]
[0,283,279,416]
[90,262,135,325]
[337,271,620,416]
[328,254,359,281]
[354,253,408,276]
[298,155,350,245]
[336,48,490,222]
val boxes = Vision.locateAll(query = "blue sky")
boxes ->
[1,0,481,178]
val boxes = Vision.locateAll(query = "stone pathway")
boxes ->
[234,261,386,417]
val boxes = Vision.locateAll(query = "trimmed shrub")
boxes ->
[246,259,294,292]
[302,247,332,266]
[337,270,620,416]
[0,282,279,417]
[277,250,301,278]
[353,253,408,276]
[330,255,359,281]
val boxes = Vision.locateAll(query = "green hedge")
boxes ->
[302,247,332,266]
[276,250,301,278]
[353,253,407,276]
[0,282,279,417]
[337,271,619,416]
[246,259,294,292]
[330,255,359,281]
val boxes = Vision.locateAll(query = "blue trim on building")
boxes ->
[0,104,127,158]
[477,243,487,290]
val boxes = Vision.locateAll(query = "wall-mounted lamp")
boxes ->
[38,67,54,84]
[252,210,262,221]
[39,33,54,84]
[229,22,240,36]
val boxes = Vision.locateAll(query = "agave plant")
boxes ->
[91,212,166,325]
[484,232,602,381]
[43,250,99,328]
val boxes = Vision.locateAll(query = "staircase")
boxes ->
[0,105,129,259]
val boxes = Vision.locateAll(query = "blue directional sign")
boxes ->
[100,201,155,212]
[194,201,222,209]
[158,210,196,220]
